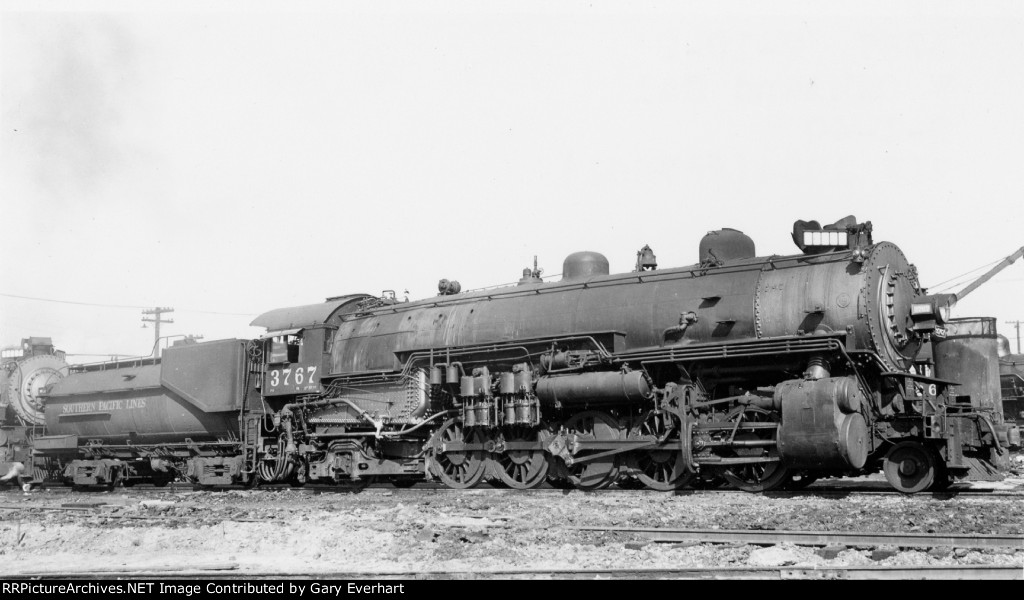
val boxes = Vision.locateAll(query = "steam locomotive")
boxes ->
[4,216,1020,493]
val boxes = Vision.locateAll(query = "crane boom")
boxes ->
[956,246,1024,301]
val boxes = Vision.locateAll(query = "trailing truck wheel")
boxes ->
[883,441,936,494]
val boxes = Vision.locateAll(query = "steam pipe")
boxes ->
[309,410,456,439]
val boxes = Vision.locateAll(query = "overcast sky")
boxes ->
[1,1,1023,359]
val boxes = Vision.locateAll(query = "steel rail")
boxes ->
[14,564,1023,580]
[3,482,1022,497]
[578,526,1024,550]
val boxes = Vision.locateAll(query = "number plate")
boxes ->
[264,365,319,395]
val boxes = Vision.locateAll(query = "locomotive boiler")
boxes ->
[28,216,1020,494]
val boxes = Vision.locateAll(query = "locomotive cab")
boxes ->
[262,330,326,397]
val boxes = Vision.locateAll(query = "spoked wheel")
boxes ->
[564,411,621,491]
[721,407,789,492]
[631,410,694,491]
[428,419,487,489]
[493,426,549,489]
[883,441,936,494]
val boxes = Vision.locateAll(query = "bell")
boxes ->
[636,245,657,271]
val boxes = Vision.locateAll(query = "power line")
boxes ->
[0,292,149,310]
[0,292,257,316]
[929,258,1004,292]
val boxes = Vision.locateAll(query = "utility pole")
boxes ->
[142,307,174,357]
[1008,320,1022,354]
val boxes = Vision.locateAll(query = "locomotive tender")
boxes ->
[18,216,1021,493]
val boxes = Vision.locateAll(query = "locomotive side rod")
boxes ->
[439,439,657,453]
[439,437,778,466]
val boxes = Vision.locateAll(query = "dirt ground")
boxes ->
[0,474,1022,577]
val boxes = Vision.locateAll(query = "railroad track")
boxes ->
[580,526,1024,550]
[3,499,1020,553]
[3,483,1023,498]
[14,564,1023,580]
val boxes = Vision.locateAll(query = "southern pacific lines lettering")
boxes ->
[60,398,148,414]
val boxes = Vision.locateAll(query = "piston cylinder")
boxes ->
[776,376,868,469]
